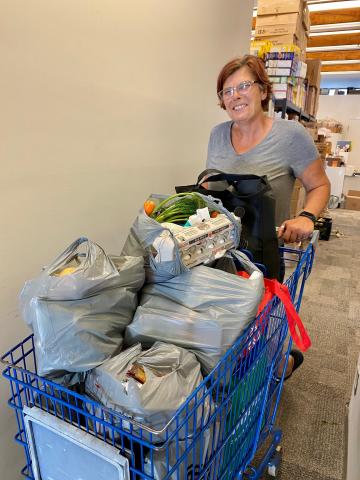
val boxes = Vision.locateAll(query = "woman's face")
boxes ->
[221,66,266,124]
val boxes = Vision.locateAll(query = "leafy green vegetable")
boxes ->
[151,193,207,224]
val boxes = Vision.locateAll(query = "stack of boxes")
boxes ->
[253,0,319,113]
[254,0,310,59]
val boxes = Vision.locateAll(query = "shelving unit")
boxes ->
[274,98,316,122]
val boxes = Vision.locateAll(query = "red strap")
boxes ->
[237,271,311,352]
[257,288,273,315]
[263,279,311,352]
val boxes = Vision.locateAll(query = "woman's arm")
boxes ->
[278,158,330,243]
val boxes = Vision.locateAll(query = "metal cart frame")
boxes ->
[1,234,317,480]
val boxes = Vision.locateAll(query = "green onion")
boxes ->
[151,193,206,224]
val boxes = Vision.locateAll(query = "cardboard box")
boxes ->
[305,85,319,117]
[302,4,310,32]
[256,0,309,43]
[257,0,304,16]
[345,190,360,211]
[255,33,299,46]
[256,34,306,58]
[255,13,304,40]
[256,11,302,29]
[298,49,307,62]
[290,179,306,218]
[297,26,309,49]
[314,89,319,117]
[306,59,322,89]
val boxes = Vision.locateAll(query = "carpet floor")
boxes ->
[262,208,360,480]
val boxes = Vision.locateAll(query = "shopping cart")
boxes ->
[1,232,318,480]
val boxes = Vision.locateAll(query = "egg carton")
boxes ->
[173,214,237,268]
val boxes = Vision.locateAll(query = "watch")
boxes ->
[298,211,317,224]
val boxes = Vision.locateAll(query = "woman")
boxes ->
[207,55,330,244]
[207,55,330,378]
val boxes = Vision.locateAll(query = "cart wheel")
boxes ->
[267,446,282,477]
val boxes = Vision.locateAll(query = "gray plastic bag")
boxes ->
[20,237,145,377]
[121,193,241,283]
[85,342,208,440]
[125,251,264,375]
[144,428,210,480]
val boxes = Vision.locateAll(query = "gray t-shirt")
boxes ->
[206,118,319,225]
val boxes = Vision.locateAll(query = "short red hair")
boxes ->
[217,55,272,111]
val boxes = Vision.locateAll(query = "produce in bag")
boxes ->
[20,237,145,379]
[122,193,241,283]
[125,250,264,375]
[148,192,207,224]
[85,342,209,441]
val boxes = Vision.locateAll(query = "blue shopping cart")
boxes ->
[1,233,318,480]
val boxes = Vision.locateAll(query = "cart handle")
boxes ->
[309,229,319,249]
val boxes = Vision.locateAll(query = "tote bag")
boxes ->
[176,169,280,279]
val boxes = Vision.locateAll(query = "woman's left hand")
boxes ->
[277,216,314,243]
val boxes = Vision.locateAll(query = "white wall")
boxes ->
[0,1,253,477]
[318,95,360,196]
[317,95,360,142]
[318,95,360,170]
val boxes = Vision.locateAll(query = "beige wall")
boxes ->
[0,1,253,476]
[318,95,360,138]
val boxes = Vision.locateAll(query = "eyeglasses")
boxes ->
[218,80,259,100]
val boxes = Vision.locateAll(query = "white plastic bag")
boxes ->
[20,237,145,377]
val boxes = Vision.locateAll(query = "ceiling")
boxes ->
[252,0,360,87]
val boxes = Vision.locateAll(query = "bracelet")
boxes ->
[298,211,317,224]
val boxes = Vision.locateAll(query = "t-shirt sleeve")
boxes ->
[288,121,319,177]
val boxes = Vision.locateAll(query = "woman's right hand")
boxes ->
[278,216,314,243]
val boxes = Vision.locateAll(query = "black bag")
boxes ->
[176,169,280,280]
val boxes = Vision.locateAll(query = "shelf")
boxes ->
[274,99,315,122]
